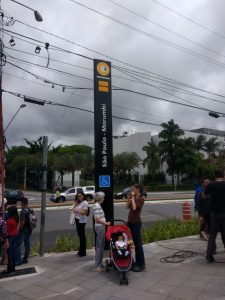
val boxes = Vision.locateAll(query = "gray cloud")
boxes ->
[2,0,225,148]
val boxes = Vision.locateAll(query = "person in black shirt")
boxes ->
[205,170,225,262]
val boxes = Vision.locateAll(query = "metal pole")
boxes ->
[0,75,5,215]
[23,159,27,190]
[39,136,48,256]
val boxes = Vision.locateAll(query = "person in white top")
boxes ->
[115,233,129,257]
[93,192,111,272]
[72,192,88,257]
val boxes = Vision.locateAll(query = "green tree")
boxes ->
[159,119,184,185]
[142,139,161,177]
[114,152,141,184]
[176,138,203,183]
[203,137,221,158]
[195,135,207,152]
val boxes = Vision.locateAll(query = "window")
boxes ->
[68,188,75,194]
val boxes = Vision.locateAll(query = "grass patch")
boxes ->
[142,218,199,244]
[54,233,95,253]
[30,240,40,256]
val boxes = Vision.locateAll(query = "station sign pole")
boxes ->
[94,60,114,222]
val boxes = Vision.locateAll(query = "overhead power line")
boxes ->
[3,89,224,134]
[68,0,225,69]
[151,0,225,40]
[8,19,225,100]
[2,71,202,128]
[109,0,225,60]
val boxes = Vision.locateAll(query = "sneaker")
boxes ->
[93,267,105,272]
[201,231,209,241]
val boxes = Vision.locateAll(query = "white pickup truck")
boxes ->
[50,186,95,203]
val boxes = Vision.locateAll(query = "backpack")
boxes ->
[28,208,37,230]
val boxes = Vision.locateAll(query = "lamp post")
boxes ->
[4,104,26,132]
[10,0,43,21]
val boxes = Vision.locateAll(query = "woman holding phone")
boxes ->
[126,184,145,272]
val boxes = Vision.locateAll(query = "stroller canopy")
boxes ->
[106,224,132,241]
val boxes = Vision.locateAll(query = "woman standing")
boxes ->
[4,205,19,275]
[72,192,88,257]
[127,184,145,272]
[93,192,110,272]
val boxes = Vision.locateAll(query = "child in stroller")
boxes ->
[115,233,129,257]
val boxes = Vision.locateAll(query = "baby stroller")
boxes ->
[105,220,133,285]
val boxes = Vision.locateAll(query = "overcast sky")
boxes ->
[2,0,225,148]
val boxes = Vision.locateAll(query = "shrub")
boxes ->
[141,218,199,244]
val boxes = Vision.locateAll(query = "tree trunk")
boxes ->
[72,171,74,186]
[60,171,64,188]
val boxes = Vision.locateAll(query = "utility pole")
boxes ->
[39,136,48,257]
[0,71,5,214]
[0,5,5,213]
[23,159,27,190]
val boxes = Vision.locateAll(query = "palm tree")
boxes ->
[142,139,161,177]
[114,152,141,183]
[203,137,221,158]
[195,135,206,152]
[159,119,184,185]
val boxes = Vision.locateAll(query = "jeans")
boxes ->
[128,222,145,269]
[7,236,17,273]
[75,218,86,256]
[207,213,225,257]
[16,228,31,262]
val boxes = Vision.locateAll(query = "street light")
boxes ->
[4,104,26,132]
[10,0,43,22]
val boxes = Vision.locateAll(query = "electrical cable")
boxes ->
[2,28,93,61]
[150,0,225,41]
[113,87,225,116]
[5,50,225,109]
[5,54,93,84]
[5,23,225,100]
[2,89,202,131]
[109,0,225,60]
[113,65,206,109]
[4,57,225,116]
[6,60,93,90]
[157,242,225,264]
[68,0,225,70]
[3,71,201,128]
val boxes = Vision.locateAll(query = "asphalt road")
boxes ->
[24,190,194,206]
[30,200,196,250]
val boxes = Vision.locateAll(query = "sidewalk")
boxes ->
[0,236,225,300]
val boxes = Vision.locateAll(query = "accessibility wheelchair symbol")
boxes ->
[99,175,110,187]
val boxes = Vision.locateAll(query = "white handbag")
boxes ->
[69,205,76,225]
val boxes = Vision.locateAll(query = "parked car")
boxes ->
[113,187,131,199]
[4,189,24,205]
[50,186,95,203]
[113,187,147,199]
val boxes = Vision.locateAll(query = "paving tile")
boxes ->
[147,283,177,296]
[79,290,112,300]
[180,279,207,292]
[197,293,225,300]
[171,286,201,300]
[16,285,55,299]
[47,281,77,293]
[1,278,33,292]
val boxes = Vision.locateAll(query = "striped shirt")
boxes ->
[93,202,106,227]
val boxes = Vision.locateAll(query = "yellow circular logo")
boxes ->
[97,62,110,76]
